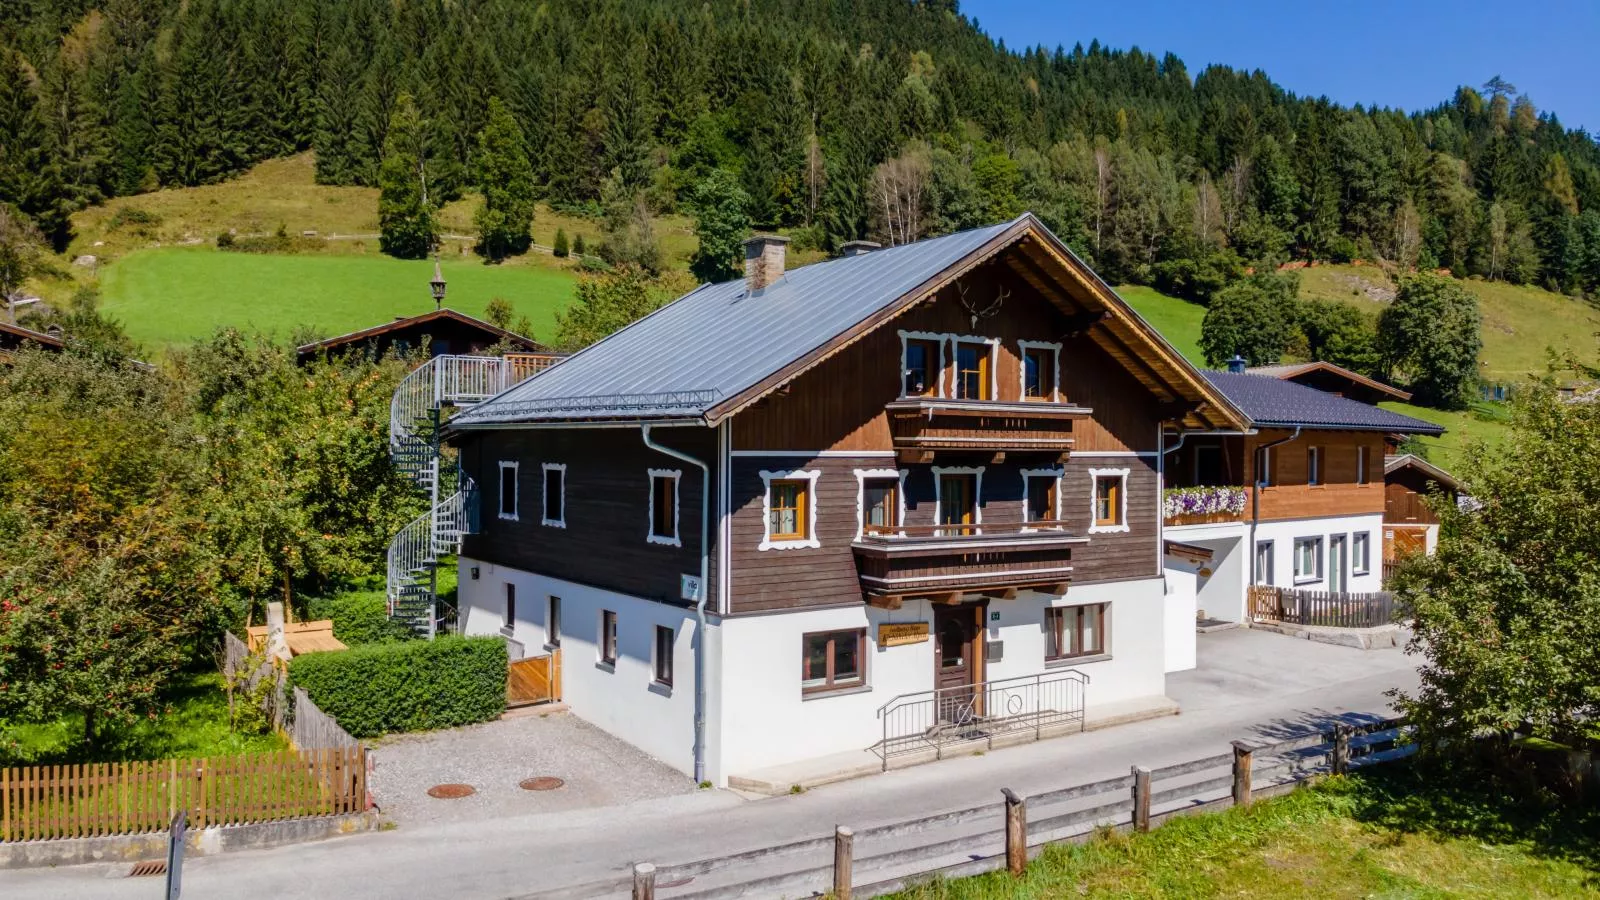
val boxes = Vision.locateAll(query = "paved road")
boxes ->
[9,630,1419,900]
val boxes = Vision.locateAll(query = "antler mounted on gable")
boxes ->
[956,282,1009,329]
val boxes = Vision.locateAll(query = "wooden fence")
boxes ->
[507,651,562,708]
[1,747,366,843]
[1248,585,1395,629]
[549,718,1415,900]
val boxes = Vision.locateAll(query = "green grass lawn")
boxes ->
[1380,399,1511,471]
[99,246,577,350]
[3,671,285,767]
[891,763,1600,899]
[1116,284,1208,367]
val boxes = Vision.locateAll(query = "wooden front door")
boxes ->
[934,604,984,723]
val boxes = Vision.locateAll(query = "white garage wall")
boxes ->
[458,557,701,779]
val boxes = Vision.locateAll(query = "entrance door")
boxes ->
[1329,535,1348,593]
[934,604,984,723]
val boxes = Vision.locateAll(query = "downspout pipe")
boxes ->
[641,424,711,785]
[1249,426,1302,586]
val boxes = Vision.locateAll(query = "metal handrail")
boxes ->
[874,669,1091,770]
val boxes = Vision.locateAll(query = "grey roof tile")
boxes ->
[1203,370,1444,434]
[451,219,1018,425]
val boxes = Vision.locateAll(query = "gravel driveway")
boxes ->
[368,709,695,826]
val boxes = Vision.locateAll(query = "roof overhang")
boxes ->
[1384,453,1464,492]
[705,215,1251,432]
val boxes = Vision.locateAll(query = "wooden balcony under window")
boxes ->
[885,398,1091,455]
[852,521,1086,606]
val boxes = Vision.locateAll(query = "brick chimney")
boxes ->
[743,234,790,292]
[838,240,881,258]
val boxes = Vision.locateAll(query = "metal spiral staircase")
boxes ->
[386,356,514,637]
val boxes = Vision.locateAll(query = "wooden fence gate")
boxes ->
[507,651,561,708]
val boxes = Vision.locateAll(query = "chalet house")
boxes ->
[0,321,65,362]
[442,215,1259,784]
[1245,360,1413,406]
[1383,453,1465,559]
[295,307,549,365]
[1160,365,1443,662]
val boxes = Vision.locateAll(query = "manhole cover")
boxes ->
[427,783,477,799]
[127,859,167,878]
[519,776,565,791]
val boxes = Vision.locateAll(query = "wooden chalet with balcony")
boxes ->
[432,214,1262,784]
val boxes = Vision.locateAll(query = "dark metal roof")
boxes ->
[1246,361,1412,403]
[1203,370,1445,435]
[451,220,1018,426]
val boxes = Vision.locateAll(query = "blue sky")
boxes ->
[966,0,1600,134]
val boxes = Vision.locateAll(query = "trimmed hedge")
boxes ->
[307,590,417,646]
[288,636,507,738]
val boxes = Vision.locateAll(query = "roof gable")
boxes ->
[295,308,544,357]
[452,215,1250,432]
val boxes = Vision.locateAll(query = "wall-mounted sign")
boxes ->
[680,574,703,602]
[990,611,1001,622]
[878,622,930,647]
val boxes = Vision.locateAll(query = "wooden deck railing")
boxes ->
[1249,585,1395,629]
[0,747,367,842]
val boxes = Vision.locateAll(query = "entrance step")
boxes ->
[1196,618,1240,633]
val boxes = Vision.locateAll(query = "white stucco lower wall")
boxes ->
[718,577,1170,776]
[457,558,707,780]
[1255,513,1385,594]
[1161,566,1198,673]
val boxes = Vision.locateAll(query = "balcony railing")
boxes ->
[852,520,1085,602]
[1162,485,1248,527]
[885,398,1090,454]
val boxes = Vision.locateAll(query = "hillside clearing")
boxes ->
[99,248,575,350]
[1117,284,1207,367]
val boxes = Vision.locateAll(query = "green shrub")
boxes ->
[287,636,506,737]
[307,590,416,646]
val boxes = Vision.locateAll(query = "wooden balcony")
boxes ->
[886,398,1090,457]
[852,521,1086,607]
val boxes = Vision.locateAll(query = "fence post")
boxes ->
[1131,766,1151,832]
[1002,788,1026,877]
[833,826,854,900]
[1333,725,1351,776]
[1232,740,1254,808]
[632,862,656,900]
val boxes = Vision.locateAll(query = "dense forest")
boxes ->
[4,0,1600,296]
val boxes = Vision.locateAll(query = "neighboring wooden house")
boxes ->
[1158,359,1442,635]
[294,308,549,364]
[0,321,65,362]
[1246,361,1412,406]
[441,215,1252,784]
[1383,453,1464,559]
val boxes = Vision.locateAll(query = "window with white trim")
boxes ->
[1021,468,1062,527]
[1087,468,1130,534]
[541,463,566,527]
[902,335,942,397]
[759,469,821,550]
[953,340,993,400]
[647,468,681,546]
[1018,340,1061,401]
[1293,536,1324,583]
[498,461,519,520]
[1352,532,1371,574]
[856,469,904,538]
[933,465,984,536]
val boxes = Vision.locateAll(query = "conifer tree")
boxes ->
[377,95,438,260]
[473,97,536,262]
[552,227,569,258]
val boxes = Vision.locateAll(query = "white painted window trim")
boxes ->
[497,460,519,521]
[1293,536,1324,584]
[1352,531,1371,574]
[853,468,909,540]
[1016,339,1062,401]
[759,469,822,550]
[646,467,682,547]
[897,330,948,399]
[949,334,1001,401]
[932,465,985,532]
[1087,467,1131,534]
[1019,466,1064,530]
[540,462,567,528]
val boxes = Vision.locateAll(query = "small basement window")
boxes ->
[600,610,617,665]
[541,463,566,527]
[802,629,865,694]
[653,625,674,687]
[498,461,519,520]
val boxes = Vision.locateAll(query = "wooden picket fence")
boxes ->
[0,747,366,843]
[1248,585,1395,629]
